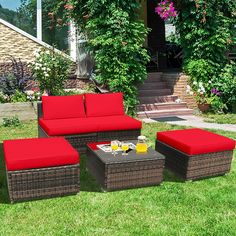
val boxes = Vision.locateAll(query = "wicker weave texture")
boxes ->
[155,140,233,180]
[86,148,164,191]
[7,164,80,203]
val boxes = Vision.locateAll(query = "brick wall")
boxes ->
[0,22,44,63]
[162,73,197,109]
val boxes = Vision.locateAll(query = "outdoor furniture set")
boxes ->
[2,93,236,203]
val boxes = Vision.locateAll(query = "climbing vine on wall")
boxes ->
[54,0,149,114]
[174,0,236,111]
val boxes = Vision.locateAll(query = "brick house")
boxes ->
[0,0,196,118]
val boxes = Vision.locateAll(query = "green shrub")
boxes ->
[10,90,28,103]
[31,48,71,95]
[2,116,21,127]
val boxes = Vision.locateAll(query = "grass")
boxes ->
[202,113,236,124]
[0,121,236,236]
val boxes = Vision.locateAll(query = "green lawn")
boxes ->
[202,113,236,125]
[0,121,236,236]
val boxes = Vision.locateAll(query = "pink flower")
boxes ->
[155,0,177,20]
[64,4,74,10]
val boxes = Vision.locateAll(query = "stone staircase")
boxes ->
[137,72,194,118]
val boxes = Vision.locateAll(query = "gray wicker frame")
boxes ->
[37,102,141,153]
[155,140,233,180]
[7,164,80,203]
[86,143,165,191]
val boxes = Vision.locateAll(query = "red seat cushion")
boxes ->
[157,128,236,155]
[42,95,86,120]
[39,117,100,136]
[3,137,79,171]
[85,93,125,117]
[39,115,142,136]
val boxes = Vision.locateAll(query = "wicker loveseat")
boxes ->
[38,92,142,153]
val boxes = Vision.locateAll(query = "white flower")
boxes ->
[199,82,203,87]
[25,90,34,96]
[44,73,49,77]
[189,91,194,95]
[208,80,212,84]
[175,98,182,103]
[193,81,197,85]
[198,89,201,93]
[186,85,191,90]
[45,50,50,55]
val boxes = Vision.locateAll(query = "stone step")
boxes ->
[137,102,188,112]
[139,89,172,97]
[137,108,194,119]
[145,77,164,83]
[139,95,178,104]
[147,72,163,79]
[138,82,168,90]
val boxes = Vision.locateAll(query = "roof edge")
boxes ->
[0,18,75,62]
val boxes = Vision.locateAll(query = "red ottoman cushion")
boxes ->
[3,137,79,171]
[157,128,235,155]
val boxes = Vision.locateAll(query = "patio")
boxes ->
[0,121,235,235]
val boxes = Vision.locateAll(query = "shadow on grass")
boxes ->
[0,143,10,204]
[163,169,184,183]
[79,155,102,193]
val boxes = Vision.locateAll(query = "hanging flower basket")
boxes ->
[155,0,177,20]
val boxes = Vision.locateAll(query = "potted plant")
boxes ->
[186,81,213,112]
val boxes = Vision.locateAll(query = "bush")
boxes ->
[31,48,71,95]
[213,62,236,112]
[0,57,33,96]
[2,116,21,127]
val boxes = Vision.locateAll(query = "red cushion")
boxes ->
[39,115,142,136]
[42,95,86,120]
[85,93,124,117]
[39,118,100,136]
[3,137,79,171]
[157,128,236,155]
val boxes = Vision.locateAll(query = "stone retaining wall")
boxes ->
[0,102,37,122]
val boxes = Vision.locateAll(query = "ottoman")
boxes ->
[155,128,235,180]
[3,137,80,202]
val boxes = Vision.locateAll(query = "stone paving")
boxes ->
[143,115,236,132]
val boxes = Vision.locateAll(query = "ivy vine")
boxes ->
[54,0,149,114]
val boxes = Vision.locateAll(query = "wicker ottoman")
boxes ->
[3,137,80,203]
[155,128,235,180]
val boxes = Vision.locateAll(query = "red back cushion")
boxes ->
[85,93,125,117]
[42,95,86,120]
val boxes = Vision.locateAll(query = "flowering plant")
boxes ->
[155,0,177,20]
[186,81,215,105]
[31,48,71,95]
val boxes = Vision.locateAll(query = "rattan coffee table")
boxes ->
[86,141,165,191]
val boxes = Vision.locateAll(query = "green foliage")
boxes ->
[54,0,149,114]
[215,62,236,110]
[10,90,28,103]
[203,113,236,124]
[175,0,236,112]
[31,48,71,95]
[2,116,21,127]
